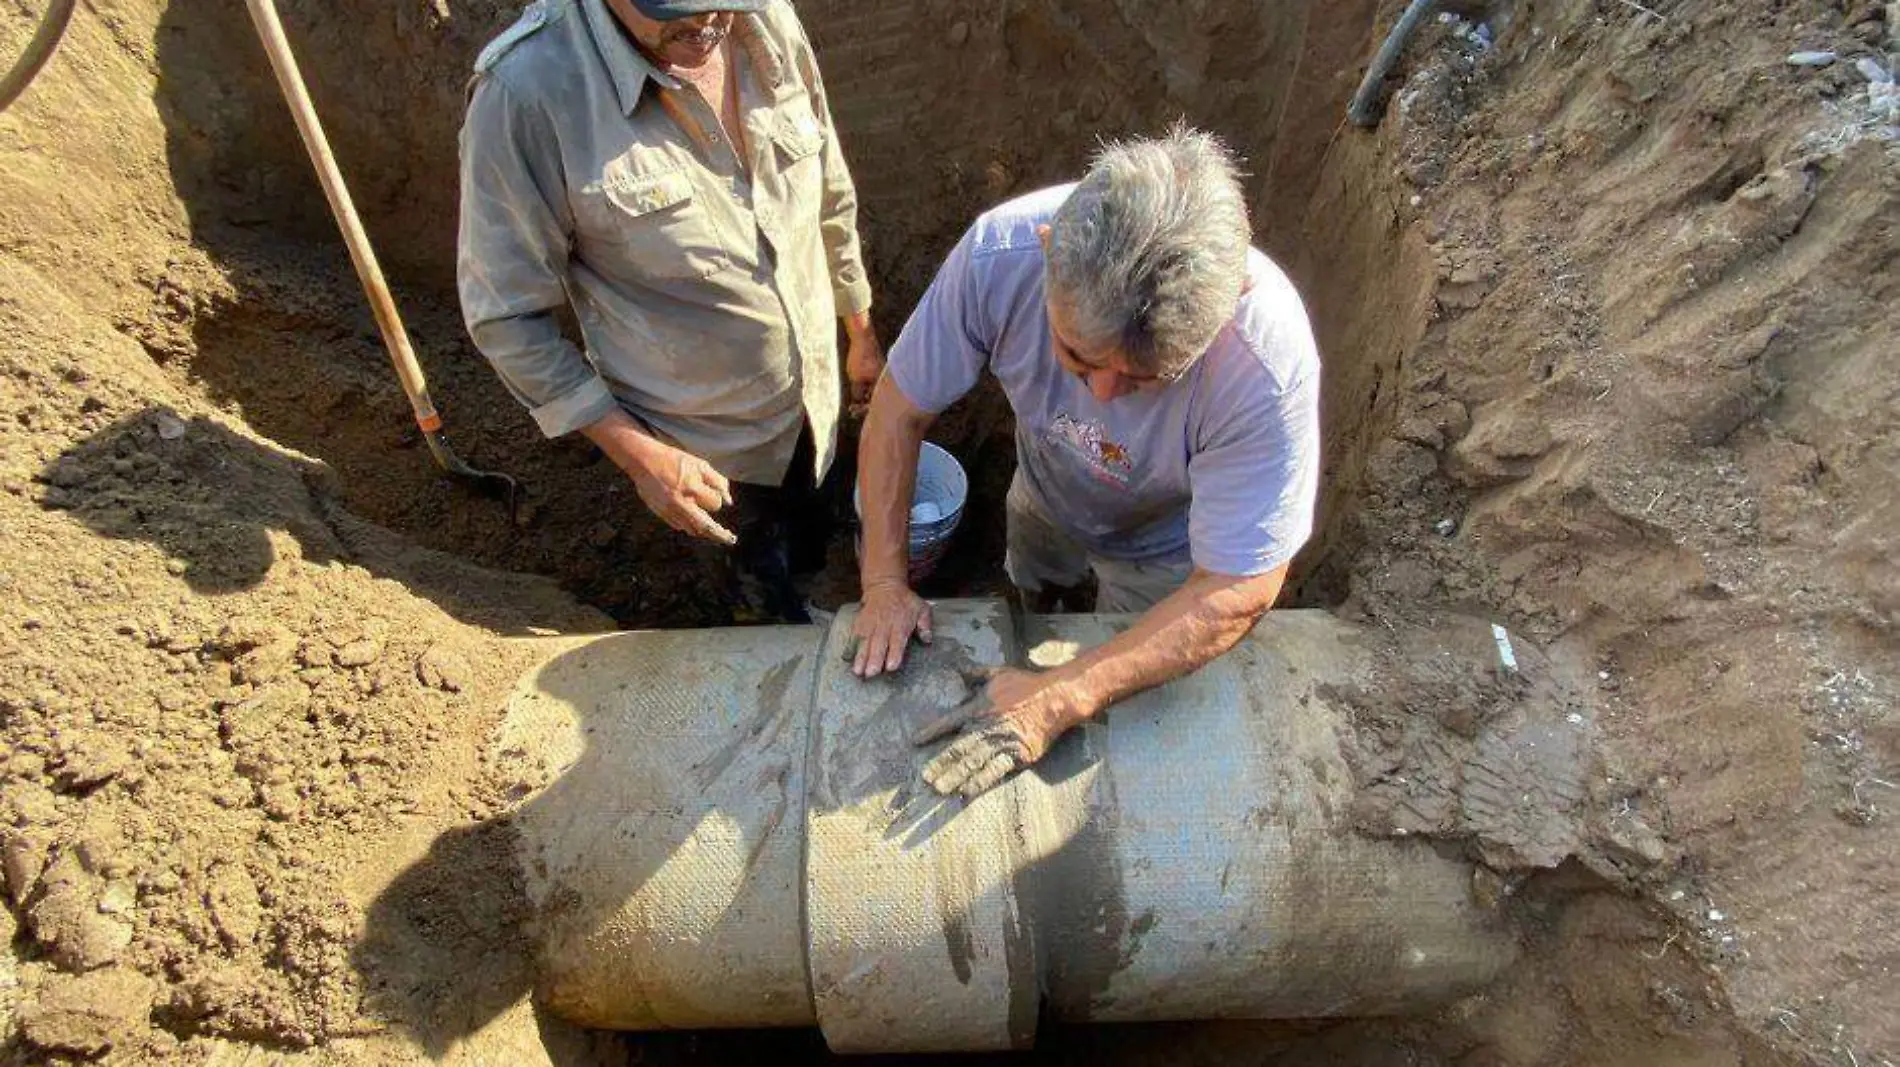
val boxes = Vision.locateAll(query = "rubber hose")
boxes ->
[1348,0,1439,128]
[0,0,78,113]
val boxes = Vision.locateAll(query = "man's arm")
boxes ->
[847,224,994,676]
[783,10,882,401]
[851,375,937,676]
[1062,565,1284,713]
[459,76,617,439]
[916,566,1285,798]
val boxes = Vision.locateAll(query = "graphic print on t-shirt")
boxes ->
[1046,411,1133,489]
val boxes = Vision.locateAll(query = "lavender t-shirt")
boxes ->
[887,185,1321,576]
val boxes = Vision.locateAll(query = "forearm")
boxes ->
[858,376,932,586]
[1058,566,1288,717]
[579,407,665,476]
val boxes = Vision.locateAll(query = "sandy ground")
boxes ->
[1,0,1896,1063]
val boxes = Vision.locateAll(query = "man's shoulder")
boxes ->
[471,0,574,86]
[1216,248,1319,395]
[965,184,1073,260]
[753,0,810,45]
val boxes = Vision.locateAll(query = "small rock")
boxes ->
[948,19,970,46]
[1855,56,1893,82]
[29,883,134,971]
[19,967,157,1056]
[54,738,132,792]
[205,865,262,949]
[2,830,53,905]
[96,881,136,916]
[152,412,186,441]
[164,558,189,577]
[335,638,381,669]
[1786,50,1838,66]
[1434,518,1458,537]
[1601,816,1671,868]
[416,646,471,693]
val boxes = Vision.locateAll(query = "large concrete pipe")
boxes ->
[490,601,1519,1053]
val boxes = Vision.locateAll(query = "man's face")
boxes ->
[617,6,734,69]
[1046,296,1162,404]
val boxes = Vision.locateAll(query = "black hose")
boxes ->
[1348,0,1439,128]
[0,0,78,112]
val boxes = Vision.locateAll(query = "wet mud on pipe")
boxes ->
[490,602,1539,1053]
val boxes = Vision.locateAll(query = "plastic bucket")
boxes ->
[853,442,968,583]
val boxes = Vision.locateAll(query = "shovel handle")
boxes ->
[241,0,442,433]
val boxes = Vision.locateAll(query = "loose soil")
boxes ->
[1,0,1895,1064]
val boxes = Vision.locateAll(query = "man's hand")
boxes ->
[843,312,884,412]
[626,441,737,545]
[911,667,1091,799]
[582,409,738,545]
[851,579,931,677]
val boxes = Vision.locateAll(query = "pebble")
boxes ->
[948,19,970,46]
[1434,518,1458,537]
[334,638,381,668]
[96,880,136,915]
[153,412,186,441]
[1855,56,1893,83]
[1787,50,1839,66]
[416,646,472,693]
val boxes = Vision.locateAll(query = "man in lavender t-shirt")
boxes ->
[852,128,1321,799]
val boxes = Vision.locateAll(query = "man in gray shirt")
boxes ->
[851,128,1322,798]
[459,0,880,621]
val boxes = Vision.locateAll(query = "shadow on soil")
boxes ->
[38,407,601,635]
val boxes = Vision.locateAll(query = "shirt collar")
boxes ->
[579,0,673,115]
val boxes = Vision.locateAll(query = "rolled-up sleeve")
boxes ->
[787,19,872,316]
[458,76,618,438]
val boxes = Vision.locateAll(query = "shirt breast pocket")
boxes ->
[769,95,826,214]
[577,166,724,283]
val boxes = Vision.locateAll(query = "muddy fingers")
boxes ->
[921,722,1028,798]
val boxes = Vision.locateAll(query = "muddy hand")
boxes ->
[922,720,1030,800]
[906,666,1002,744]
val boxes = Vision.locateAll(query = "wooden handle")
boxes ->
[241,0,441,431]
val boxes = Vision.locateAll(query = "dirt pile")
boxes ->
[1,0,1896,1064]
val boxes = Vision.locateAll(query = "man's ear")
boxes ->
[1036,224,1052,252]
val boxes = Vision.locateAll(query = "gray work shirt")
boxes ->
[458,0,872,486]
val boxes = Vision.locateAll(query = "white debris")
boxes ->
[1709,908,1727,921]
[1491,624,1518,673]
[1566,712,1585,726]
[1787,51,1839,67]
[1855,56,1893,84]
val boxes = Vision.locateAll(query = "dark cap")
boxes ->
[628,0,769,18]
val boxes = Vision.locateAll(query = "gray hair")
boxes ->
[1045,126,1250,380]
